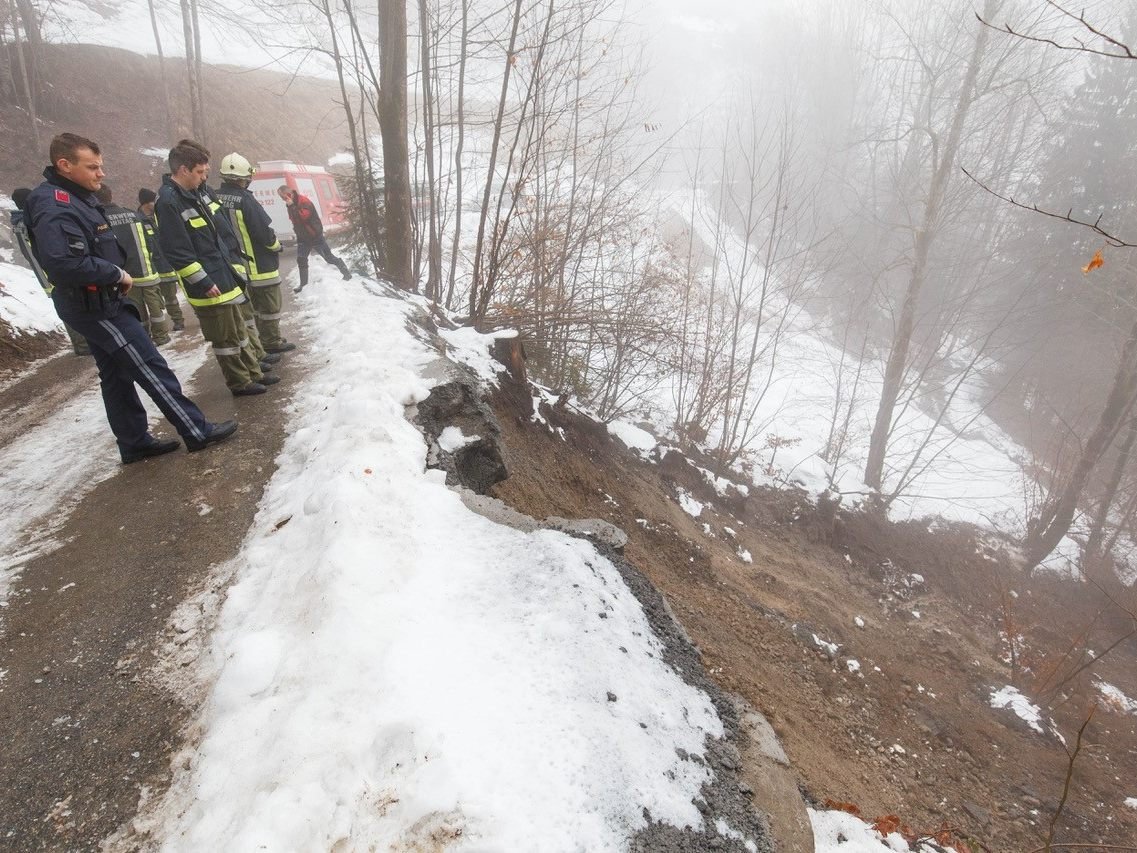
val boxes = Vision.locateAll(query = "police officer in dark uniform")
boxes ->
[24,132,237,462]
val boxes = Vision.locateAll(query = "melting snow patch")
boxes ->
[0,260,62,335]
[1096,681,1137,715]
[715,818,758,852]
[810,808,937,851]
[676,489,704,519]
[846,659,861,674]
[812,633,839,658]
[989,685,1063,739]
[607,419,657,454]
[854,616,865,628]
[437,426,480,453]
[737,548,753,564]
[438,325,513,384]
[1124,797,1137,810]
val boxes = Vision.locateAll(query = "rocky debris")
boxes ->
[456,488,631,554]
[415,379,508,494]
[545,516,628,552]
[737,707,815,853]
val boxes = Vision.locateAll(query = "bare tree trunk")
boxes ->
[379,0,415,290]
[323,0,382,270]
[1025,318,1137,570]
[146,0,174,138]
[444,0,469,310]
[191,0,206,140]
[418,0,442,300]
[863,0,997,493]
[1084,415,1137,571]
[180,0,205,140]
[9,0,38,146]
[470,0,524,324]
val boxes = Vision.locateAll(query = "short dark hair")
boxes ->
[12,188,31,210]
[50,133,100,165]
[169,139,210,173]
[138,188,157,205]
[94,184,113,204]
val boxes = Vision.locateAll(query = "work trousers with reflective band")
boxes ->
[193,302,264,389]
[126,283,171,345]
[51,293,210,453]
[237,299,267,361]
[247,283,286,349]
[159,276,185,324]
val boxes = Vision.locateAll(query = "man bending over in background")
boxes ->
[277,185,351,292]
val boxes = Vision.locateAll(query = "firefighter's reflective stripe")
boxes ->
[177,262,209,286]
[212,343,242,355]
[233,210,281,284]
[180,284,244,307]
[257,311,284,320]
[188,217,207,228]
[176,259,244,307]
[131,222,160,284]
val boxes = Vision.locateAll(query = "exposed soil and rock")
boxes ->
[487,369,1137,853]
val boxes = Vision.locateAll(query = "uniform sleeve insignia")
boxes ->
[54,189,71,204]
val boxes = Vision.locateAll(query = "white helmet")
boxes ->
[220,152,255,178]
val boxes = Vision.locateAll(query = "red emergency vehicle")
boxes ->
[249,161,348,241]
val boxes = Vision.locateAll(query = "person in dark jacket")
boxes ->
[155,139,277,396]
[216,153,295,354]
[277,185,351,292]
[9,187,90,355]
[23,132,236,461]
[138,187,186,331]
[96,184,170,346]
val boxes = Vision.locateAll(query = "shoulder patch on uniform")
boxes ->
[54,189,71,204]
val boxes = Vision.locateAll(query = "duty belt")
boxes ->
[71,283,121,312]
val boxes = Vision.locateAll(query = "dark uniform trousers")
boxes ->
[54,291,211,453]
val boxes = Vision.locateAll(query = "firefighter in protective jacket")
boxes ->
[96,183,171,346]
[155,139,278,396]
[215,153,296,354]
[138,187,186,331]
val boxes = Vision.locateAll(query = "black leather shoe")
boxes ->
[185,420,238,452]
[121,437,181,464]
[259,374,281,386]
[265,342,296,354]
[259,361,275,372]
[232,382,267,397]
[262,351,284,363]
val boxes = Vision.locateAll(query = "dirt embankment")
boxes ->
[487,374,1137,852]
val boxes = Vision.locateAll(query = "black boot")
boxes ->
[294,260,309,293]
[336,259,352,281]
